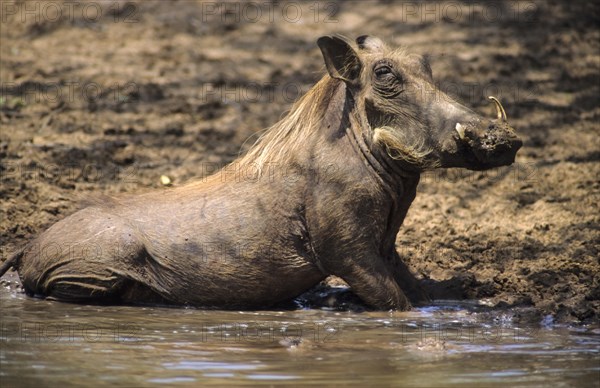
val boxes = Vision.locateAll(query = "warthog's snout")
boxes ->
[455,97,522,169]
[442,96,522,170]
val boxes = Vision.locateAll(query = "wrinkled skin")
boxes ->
[0,36,521,310]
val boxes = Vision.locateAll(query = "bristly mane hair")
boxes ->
[236,76,341,171]
[150,75,343,197]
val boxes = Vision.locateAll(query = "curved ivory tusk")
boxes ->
[488,96,507,122]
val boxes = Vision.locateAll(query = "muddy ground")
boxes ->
[0,1,598,323]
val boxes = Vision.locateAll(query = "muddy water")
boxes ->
[1,278,598,387]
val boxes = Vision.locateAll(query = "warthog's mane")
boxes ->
[236,75,340,171]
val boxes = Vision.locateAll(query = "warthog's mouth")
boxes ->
[455,97,522,170]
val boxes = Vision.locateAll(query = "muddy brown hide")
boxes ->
[4,36,521,310]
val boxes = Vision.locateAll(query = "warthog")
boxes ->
[1,36,521,309]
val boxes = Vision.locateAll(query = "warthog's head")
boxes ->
[317,35,522,171]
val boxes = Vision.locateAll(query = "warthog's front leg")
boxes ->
[332,255,412,310]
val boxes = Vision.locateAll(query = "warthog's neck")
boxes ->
[312,80,421,253]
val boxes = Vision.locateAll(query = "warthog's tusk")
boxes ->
[488,96,507,122]
[455,123,465,139]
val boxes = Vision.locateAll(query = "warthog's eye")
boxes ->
[372,60,404,98]
[374,65,392,78]
[373,61,402,85]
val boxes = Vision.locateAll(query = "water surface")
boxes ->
[1,278,598,387]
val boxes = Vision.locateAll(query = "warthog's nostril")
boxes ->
[488,96,507,122]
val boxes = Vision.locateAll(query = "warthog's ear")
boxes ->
[317,36,361,84]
